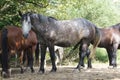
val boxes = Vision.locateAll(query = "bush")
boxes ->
[95,48,108,63]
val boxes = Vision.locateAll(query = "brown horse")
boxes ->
[98,23,120,67]
[0,26,37,78]
[79,23,120,68]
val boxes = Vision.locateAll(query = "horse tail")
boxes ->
[89,27,101,58]
[62,41,80,60]
[1,28,9,70]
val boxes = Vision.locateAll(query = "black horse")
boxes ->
[80,23,120,68]
[20,12,101,73]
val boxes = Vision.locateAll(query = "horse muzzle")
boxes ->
[23,33,28,39]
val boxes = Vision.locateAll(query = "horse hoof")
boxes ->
[38,69,45,74]
[108,66,114,69]
[1,72,10,78]
[72,68,80,73]
[50,68,57,73]
[20,70,24,74]
[80,66,85,69]
[31,69,35,73]
[38,70,44,74]
[75,66,82,71]
[50,69,56,73]
[87,66,92,69]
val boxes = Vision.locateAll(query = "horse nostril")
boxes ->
[23,34,28,38]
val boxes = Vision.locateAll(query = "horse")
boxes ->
[35,43,64,66]
[0,26,37,78]
[79,23,120,68]
[54,46,64,65]
[20,12,101,73]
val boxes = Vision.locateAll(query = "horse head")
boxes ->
[20,12,32,38]
[20,12,50,39]
[111,23,120,32]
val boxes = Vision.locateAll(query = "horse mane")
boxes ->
[37,14,50,24]
[81,18,98,29]
[48,16,57,21]
[110,23,120,29]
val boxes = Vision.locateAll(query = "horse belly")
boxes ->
[118,45,120,49]
[55,39,79,47]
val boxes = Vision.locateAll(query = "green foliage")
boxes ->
[0,0,49,29]
[1,0,120,63]
[1,0,120,28]
[0,0,20,29]
[95,48,108,63]
[45,0,120,27]
[116,50,120,64]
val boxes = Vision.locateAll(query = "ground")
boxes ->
[1,63,120,80]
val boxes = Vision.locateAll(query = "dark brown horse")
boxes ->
[98,23,120,67]
[0,26,37,78]
[79,23,120,68]
[20,12,101,73]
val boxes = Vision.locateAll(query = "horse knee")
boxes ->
[86,49,90,56]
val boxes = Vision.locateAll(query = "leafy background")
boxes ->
[1,0,120,64]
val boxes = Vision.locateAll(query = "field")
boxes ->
[1,63,120,80]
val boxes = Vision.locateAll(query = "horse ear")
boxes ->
[18,10,23,17]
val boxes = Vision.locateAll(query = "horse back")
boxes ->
[6,26,23,50]
[98,28,120,48]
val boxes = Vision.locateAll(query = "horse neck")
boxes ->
[31,18,57,34]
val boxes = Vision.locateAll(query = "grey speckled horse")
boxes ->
[20,12,101,73]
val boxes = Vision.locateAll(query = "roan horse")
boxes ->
[0,26,37,78]
[80,23,120,68]
[20,12,101,73]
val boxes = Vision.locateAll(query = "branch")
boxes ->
[25,1,49,8]
[0,3,10,12]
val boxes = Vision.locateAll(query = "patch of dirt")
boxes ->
[1,63,120,80]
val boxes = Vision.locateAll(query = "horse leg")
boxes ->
[86,49,92,68]
[1,53,10,78]
[76,43,88,70]
[18,51,25,74]
[1,28,11,78]
[27,48,34,73]
[0,54,1,64]
[48,45,57,72]
[35,43,40,66]
[111,43,118,67]
[58,48,64,66]
[106,48,113,67]
[55,50,59,65]
[39,45,47,73]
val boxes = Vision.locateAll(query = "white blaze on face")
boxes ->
[22,16,32,35]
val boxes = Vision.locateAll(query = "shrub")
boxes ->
[95,48,108,63]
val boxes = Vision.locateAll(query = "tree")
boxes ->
[1,0,120,29]
[1,0,120,62]
[0,0,49,29]
[45,0,120,27]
